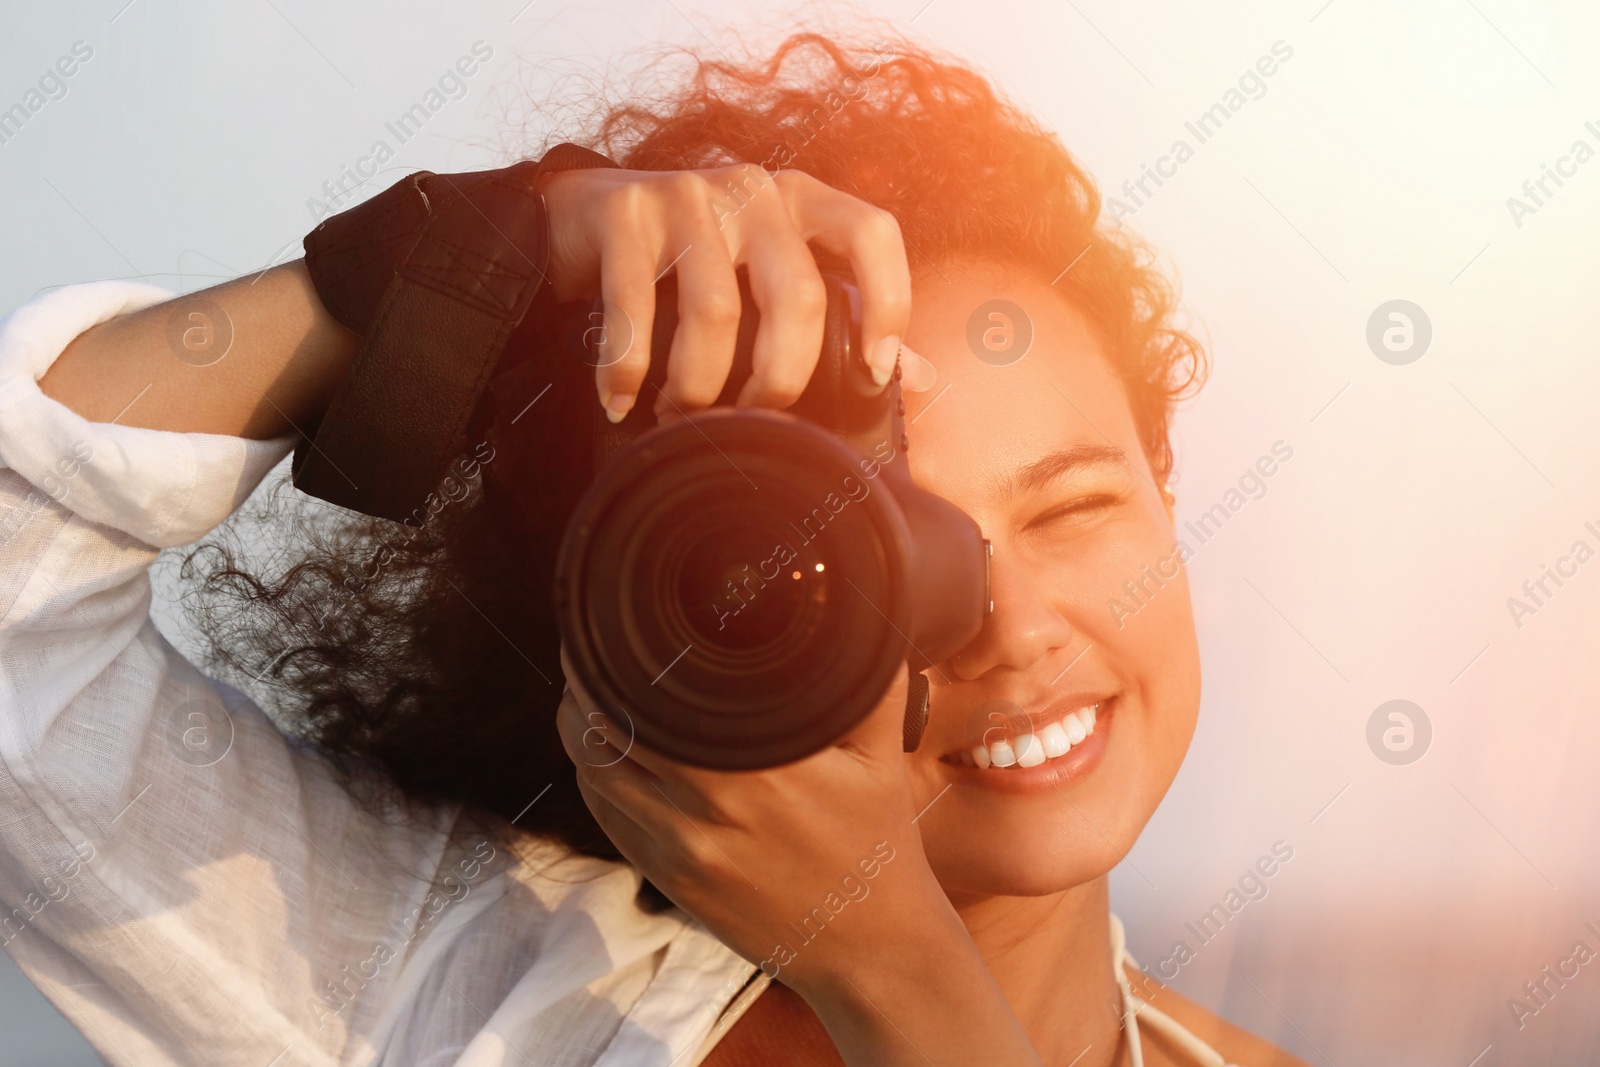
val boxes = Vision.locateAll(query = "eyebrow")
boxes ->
[1002,444,1133,499]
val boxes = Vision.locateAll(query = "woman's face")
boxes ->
[902,259,1202,899]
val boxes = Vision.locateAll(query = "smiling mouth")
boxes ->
[942,699,1108,770]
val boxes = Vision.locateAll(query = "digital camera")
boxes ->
[551,271,991,769]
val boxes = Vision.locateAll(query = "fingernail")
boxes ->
[605,392,636,424]
[869,334,901,387]
[899,344,937,392]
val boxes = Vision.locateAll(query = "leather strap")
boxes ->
[292,143,620,521]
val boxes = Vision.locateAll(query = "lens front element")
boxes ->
[556,410,913,769]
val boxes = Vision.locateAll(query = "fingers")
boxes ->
[571,770,668,879]
[554,680,734,867]
[557,644,717,795]
[573,166,912,422]
[654,176,742,420]
[777,171,912,389]
[734,236,827,408]
[550,165,913,420]
[593,227,656,422]
[543,171,653,421]
[555,682,660,799]
[722,167,828,409]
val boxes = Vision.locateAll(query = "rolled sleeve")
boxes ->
[0,280,297,549]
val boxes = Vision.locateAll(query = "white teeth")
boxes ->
[967,702,1103,770]
[1064,712,1087,745]
[1040,721,1070,758]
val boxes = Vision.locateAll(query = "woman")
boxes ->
[0,30,1306,1067]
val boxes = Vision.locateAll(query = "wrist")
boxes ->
[792,895,974,1010]
[791,907,1042,1067]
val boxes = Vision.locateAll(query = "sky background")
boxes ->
[3,0,1600,1064]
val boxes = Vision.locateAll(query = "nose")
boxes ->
[945,550,1075,682]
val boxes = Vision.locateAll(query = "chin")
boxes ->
[920,795,1154,898]
[912,691,1194,899]
[926,840,1129,899]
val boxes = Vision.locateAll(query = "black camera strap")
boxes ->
[293,143,619,522]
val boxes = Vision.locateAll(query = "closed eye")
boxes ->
[1027,492,1123,531]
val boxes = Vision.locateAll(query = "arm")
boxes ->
[1,274,714,1065]
[37,260,357,439]
[0,277,456,1063]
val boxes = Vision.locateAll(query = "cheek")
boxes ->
[1046,513,1202,738]
[1036,510,1184,637]
[1099,564,1202,772]
[1123,566,1202,738]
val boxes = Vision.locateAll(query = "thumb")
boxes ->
[833,660,912,761]
[899,343,937,392]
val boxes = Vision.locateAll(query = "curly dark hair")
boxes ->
[182,28,1207,876]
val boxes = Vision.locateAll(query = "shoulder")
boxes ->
[1122,963,1314,1067]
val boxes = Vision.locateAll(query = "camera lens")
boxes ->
[556,410,913,768]
[671,514,822,654]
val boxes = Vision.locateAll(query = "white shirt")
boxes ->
[0,281,766,1067]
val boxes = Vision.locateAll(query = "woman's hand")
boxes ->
[535,163,914,422]
[556,646,1044,1067]
[556,648,934,988]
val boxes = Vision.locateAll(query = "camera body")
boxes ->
[552,270,990,769]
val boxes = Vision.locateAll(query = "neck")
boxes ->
[947,877,1126,1067]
